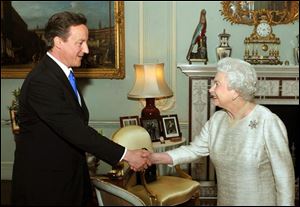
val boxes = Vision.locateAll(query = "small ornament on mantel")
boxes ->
[186,9,208,65]
[216,29,232,60]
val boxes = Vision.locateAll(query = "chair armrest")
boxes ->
[175,165,192,180]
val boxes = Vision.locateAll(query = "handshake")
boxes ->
[123,149,154,171]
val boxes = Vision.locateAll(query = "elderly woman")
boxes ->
[148,57,295,206]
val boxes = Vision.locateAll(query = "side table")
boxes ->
[152,137,187,175]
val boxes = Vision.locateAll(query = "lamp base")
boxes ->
[141,98,160,118]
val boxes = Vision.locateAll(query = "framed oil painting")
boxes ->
[1,1,125,79]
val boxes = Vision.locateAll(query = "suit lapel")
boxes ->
[77,87,89,121]
[43,56,89,121]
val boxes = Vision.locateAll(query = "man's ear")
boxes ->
[53,36,62,49]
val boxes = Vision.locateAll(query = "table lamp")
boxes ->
[128,63,173,118]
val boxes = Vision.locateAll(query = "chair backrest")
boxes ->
[112,125,154,152]
[91,177,146,206]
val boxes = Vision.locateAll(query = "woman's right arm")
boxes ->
[149,116,213,166]
[149,152,173,164]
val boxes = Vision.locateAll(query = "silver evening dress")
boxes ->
[167,105,295,206]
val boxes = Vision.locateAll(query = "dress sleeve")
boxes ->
[167,118,211,166]
[263,114,295,205]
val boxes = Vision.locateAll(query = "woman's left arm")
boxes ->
[264,115,295,206]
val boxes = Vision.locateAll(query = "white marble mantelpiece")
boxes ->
[177,64,299,181]
[178,64,299,78]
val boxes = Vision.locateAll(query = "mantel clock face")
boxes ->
[256,21,272,37]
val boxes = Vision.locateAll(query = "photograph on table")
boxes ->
[119,116,140,127]
[140,117,161,142]
[161,114,181,139]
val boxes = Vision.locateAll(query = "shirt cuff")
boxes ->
[119,148,127,162]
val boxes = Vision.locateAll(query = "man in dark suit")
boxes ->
[11,11,150,205]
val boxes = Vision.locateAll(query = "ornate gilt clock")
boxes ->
[256,21,271,37]
[244,15,282,65]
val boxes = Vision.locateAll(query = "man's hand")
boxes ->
[123,149,152,171]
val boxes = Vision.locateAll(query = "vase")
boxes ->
[216,29,232,60]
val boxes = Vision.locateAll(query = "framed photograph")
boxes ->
[9,110,20,135]
[140,117,161,142]
[1,1,125,79]
[119,116,140,128]
[161,114,181,139]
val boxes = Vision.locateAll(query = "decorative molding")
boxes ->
[1,119,11,126]
[256,77,299,100]
[1,120,189,130]
[138,2,177,112]
[191,79,209,139]
[164,1,177,112]
[1,162,14,180]
[89,120,189,130]
[138,1,144,63]
[178,64,299,78]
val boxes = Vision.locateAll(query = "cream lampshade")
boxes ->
[128,63,173,118]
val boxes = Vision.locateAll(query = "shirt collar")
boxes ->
[47,52,73,77]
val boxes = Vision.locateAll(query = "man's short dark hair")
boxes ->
[44,11,87,50]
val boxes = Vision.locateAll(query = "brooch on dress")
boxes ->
[249,120,258,129]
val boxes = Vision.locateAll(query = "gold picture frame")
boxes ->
[220,1,299,26]
[119,116,140,128]
[1,1,125,79]
[9,109,20,135]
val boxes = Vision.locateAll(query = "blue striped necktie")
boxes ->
[68,71,78,98]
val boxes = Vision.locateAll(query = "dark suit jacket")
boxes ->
[11,55,125,205]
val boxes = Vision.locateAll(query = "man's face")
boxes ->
[59,24,89,67]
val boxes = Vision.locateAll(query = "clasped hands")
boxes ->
[124,149,153,171]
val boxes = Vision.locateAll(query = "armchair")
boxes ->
[112,125,200,206]
[91,177,146,206]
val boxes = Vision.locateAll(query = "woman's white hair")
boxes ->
[217,57,257,101]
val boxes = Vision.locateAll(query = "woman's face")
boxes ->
[209,72,237,108]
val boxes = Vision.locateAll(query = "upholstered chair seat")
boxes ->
[112,125,200,206]
[127,175,200,206]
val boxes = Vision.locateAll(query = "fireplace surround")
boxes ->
[178,64,299,182]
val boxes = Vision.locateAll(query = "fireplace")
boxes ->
[264,104,299,178]
[178,64,299,182]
